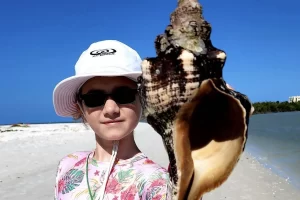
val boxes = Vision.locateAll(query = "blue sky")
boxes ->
[0,0,299,124]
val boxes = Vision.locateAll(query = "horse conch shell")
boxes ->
[137,0,254,199]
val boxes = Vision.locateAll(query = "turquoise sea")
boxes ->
[246,111,300,189]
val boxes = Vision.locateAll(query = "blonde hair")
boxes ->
[72,87,88,125]
[72,104,85,121]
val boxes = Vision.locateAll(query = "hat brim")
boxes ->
[53,71,141,117]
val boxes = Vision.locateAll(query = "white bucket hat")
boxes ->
[53,40,142,117]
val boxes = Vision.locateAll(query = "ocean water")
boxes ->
[245,111,300,189]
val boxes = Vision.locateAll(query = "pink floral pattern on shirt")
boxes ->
[54,151,172,200]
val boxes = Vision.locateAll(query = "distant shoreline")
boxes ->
[2,101,300,125]
[0,119,148,126]
[252,101,300,114]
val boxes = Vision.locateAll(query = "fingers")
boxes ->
[225,83,255,116]
[250,106,255,116]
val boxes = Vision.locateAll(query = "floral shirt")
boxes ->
[54,151,172,200]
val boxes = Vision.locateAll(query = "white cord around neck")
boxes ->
[77,102,120,199]
[93,140,119,200]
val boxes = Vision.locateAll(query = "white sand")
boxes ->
[0,122,299,200]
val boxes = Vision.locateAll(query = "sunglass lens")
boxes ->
[83,93,106,107]
[81,87,137,107]
[113,87,137,104]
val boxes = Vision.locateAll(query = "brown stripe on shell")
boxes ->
[140,49,202,116]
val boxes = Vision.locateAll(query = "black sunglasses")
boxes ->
[78,86,138,108]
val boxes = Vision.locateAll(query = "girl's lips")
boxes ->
[102,120,123,124]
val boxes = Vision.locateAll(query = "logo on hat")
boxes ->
[90,48,117,57]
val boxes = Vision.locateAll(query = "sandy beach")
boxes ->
[0,122,299,200]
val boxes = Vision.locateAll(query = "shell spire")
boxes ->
[168,0,208,55]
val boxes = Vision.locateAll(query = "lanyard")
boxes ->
[85,141,119,200]
[86,152,95,199]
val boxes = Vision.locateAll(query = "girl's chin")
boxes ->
[96,131,132,141]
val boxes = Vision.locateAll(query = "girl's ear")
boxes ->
[72,102,86,122]
[72,103,82,120]
[73,102,89,129]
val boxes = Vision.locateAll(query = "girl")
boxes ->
[53,40,172,200]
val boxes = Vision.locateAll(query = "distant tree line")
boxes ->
[139,101,300,123]
[252,101,300,114]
